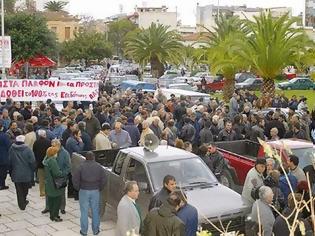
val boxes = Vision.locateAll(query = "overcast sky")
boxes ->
[66,0,305,25]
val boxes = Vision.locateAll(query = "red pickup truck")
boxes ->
[216,139,315,188]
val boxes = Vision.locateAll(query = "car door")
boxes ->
[108,151,129,208]
[124,157,152,218]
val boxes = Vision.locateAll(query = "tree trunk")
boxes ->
[261,78,275,98]
[223,77,235,102]
[150,57,164,78]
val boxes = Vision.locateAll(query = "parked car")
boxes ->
[235,72,256,83]
[161,88,211,103]
[72,146,250,233]
[216,139,315,188]
[158,74,178,87]
[168,83,197,91]
[278,77,315,90]
[235,78,263,90]
[204,76,225,92]
[118,80,156,92]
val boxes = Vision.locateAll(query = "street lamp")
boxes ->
[1,0,5,79]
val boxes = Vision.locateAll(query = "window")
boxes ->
[113,152,127,175]
[65,27,71,40]
[51,27,57,33]
[125,159,149,192]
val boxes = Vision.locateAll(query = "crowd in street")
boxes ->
[0,85,315,236]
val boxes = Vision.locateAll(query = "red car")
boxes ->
[216,139,315,188]
[198,75,224,92]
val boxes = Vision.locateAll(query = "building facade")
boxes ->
[43,11,80,42]
[306,0,315,27]
[135,5,177,30]
[196,3,292,32]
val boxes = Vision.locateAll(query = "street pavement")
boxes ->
[0,179,116,236]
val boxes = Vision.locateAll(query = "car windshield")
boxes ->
[289,78,298,83]
[291,148,315,169]
[147,158,218,192]
[243,78,255,83]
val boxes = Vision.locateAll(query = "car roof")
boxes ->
[267,139,314,149]
[120,80,149,85]
[121,145,196,163]
[161,88,209,97]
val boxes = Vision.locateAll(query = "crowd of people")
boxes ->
[243,155,315,236]
[0,85,315,235]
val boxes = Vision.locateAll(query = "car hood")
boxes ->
[186,184,250,222]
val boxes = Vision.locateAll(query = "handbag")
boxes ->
[53,176,68,189]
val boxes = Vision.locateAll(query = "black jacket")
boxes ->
[72,159,106,191]
[148,187,170,211]
[33,137,51,169]
[265,120,285,139]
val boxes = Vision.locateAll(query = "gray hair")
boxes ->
[78,121,86,130]
[124,181,137,194]
[37,129,46,137]
[266,158,275,168]
[51,139,61,146]
[259,186,273,201]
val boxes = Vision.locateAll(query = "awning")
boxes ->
[9,55,56,75]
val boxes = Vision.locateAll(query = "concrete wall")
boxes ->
[138,11,177,30]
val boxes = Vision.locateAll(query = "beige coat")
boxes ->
[93,131,112,150]
[139,128,154,146]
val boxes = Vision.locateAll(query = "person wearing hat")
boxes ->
[94,123,112,150]
[42,147,64,222]
[8,135,36,210]
[0,120,11,190]
[241,158,266,206]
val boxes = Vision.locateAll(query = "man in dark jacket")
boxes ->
[202,143,226,181]
[144,191,185,236]
[65,130,84,157]
[199,120,213,145]
[0,121,11,190]
[72,151,106,236]
[124,117,140,147]
[33,129,51,197]
[148,175,176,211]
[176,190,198,236]
[9,135,36,210]
[83,109,101,140]
[78,121,93,151]
[264,112,285,139]
[180,117,196,143]
[250,118,265,142]
[61,120,76,147]
[284,122,308,140]
[217,120,237,141]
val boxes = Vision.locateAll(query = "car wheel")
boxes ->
[220,169,236,190]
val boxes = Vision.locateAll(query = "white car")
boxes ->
[168,83,197,91]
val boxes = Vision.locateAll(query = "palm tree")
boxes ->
[238,11,312,97]
[44,1,68,12]
[125,23,183,78]
[201,14,248,101]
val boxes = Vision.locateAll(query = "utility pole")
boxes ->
[1,0,5,79]
[217,0,220,20]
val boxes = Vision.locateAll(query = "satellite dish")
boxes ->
[143,133,159,152]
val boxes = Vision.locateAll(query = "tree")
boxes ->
[202,14,248,101]
[60,30,112,65]
[108,19,137,57]
[125,23,183,78]
[44,1,68,12]
[4,0,16,14]
[238,12,312,97]
[5,12,57,61]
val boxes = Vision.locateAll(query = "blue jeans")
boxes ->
[79,189,100,235]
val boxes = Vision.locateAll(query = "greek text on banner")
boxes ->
[0,79,99,102]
